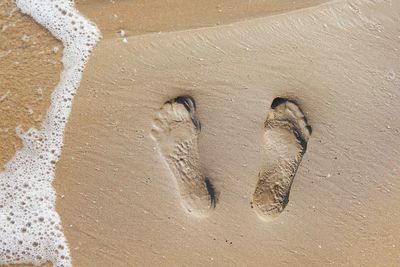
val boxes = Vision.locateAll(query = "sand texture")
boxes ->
[0,0,62,169]
[2,0,400,266]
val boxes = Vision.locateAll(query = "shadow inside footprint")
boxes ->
[205,176,218,209]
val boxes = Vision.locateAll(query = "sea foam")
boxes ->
[0,0,100,266]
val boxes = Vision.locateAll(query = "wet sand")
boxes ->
[0,0,62,169]
[76,0,331,38]
[3,0,400,266]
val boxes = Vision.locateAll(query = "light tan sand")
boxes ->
[54,0,400,266]
[0,0,62,170]
[3,0,400,266]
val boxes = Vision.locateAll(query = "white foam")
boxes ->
[0,0,100,266]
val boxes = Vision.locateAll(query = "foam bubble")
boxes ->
[0,0,100,266]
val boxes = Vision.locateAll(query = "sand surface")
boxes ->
[3,0,400,266]
[76,0,331,38]
[0,0,62,169]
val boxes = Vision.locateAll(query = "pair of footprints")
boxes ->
[151,96,311,221]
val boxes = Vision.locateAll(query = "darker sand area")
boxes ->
[0,0,62,169]
[76,0,331,38]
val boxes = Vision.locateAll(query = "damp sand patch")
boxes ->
[0,0,62,169]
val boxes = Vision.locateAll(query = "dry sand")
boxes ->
[3,0,400,266]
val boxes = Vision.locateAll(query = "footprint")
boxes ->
[151,96,215,217]
[252,97,311,221]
